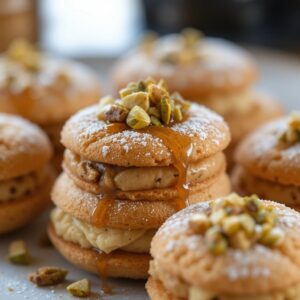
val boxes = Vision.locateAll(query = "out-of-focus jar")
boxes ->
[0,0,38,51]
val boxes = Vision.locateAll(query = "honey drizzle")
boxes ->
[91,123,192,291]
[142,126,192,210]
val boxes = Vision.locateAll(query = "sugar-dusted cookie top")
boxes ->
[0,113,52,180]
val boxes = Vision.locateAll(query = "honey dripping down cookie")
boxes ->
[95,77,193,219]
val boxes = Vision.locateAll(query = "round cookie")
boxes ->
[112,36,257,99]
[147,196,300,299]
[0,113,55,234]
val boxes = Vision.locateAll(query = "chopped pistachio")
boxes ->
[189,193,285,254]
[147,83,168,104]
[222,216,241,236]
[160,97,172,124]
[67,279,91,298]
[122,91,150,111]
[189,214,210,234]
[28,267,68,286]
[181,28,203,47]
[8,240,31,265]
[238,214,255,236]
[230,231,251,250]
[126,106,151,129]
[148,107,161,118]
[150,116,162,126]
[119,84,138,98]
[174,105,183,122]
[260,227,284,247]
[104,104,128,122]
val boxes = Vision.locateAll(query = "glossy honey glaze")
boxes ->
[91,122,192,281]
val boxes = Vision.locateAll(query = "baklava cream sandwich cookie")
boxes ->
[0,39,101,170]
[232,112,300,210]
[112,29,283,168]
[147,193,300,300]
[0,113,54,234]
[48,78,231,279]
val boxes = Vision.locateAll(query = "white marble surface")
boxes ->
[0,48,299,300]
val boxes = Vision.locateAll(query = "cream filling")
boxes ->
[197,90,253,116]
[64,150,225,192]
[150,261,300,300]
[0,167,47,202]
[51,208,155,254]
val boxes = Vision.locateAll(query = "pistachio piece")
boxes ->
[126,106,151,129]
[148,83,168,104]
[98,96,115,108]
[67,279,91,298]
[205,227,227,255]
[122,91,150,111]
[148,107,161,118]
[119,83,138,98]
[150,116,162,126]
[28,266,68,286]
[229,230,251,250]
[238,214,255,236]
[210,209,226,225]
[160,97,172,124]
[8,240,31,265]
[181,28,203,47]
[260,227,284,247]
[223,216,241,236]
[104,104,129,122]
[189,213,210,234]
[174,105,183,122]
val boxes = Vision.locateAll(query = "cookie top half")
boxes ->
[61,103,230,167]
[113,32,256,100]
[236,114,300,186]
[150,195,300,296]
[0,113,52,180]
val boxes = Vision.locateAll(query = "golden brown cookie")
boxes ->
[0,113,54,234]
[147,196,300,299]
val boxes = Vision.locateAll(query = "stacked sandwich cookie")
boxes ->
[112,29,283,168]
[0,113,54,234]
[232,112,300,210]
[48,78,231,279]
[0,39,101,170]
[147,193,300,299]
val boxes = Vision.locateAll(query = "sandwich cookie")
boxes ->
[0,113,54,234]
[232,112,300,210]
[49,78,231,279]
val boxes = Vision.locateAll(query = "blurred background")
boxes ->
[0,0,299,107]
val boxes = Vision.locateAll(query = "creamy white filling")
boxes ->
[0,167,46,202]
[51,208,155,254]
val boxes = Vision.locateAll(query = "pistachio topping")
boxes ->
[97,78,190,129]
[189,194,285,255]
[6,39,41,72]
[138,28,204,64]
[67,279,91,298]
[8,240,31,265]
[279,112,300,144]
[28,266,68,286]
